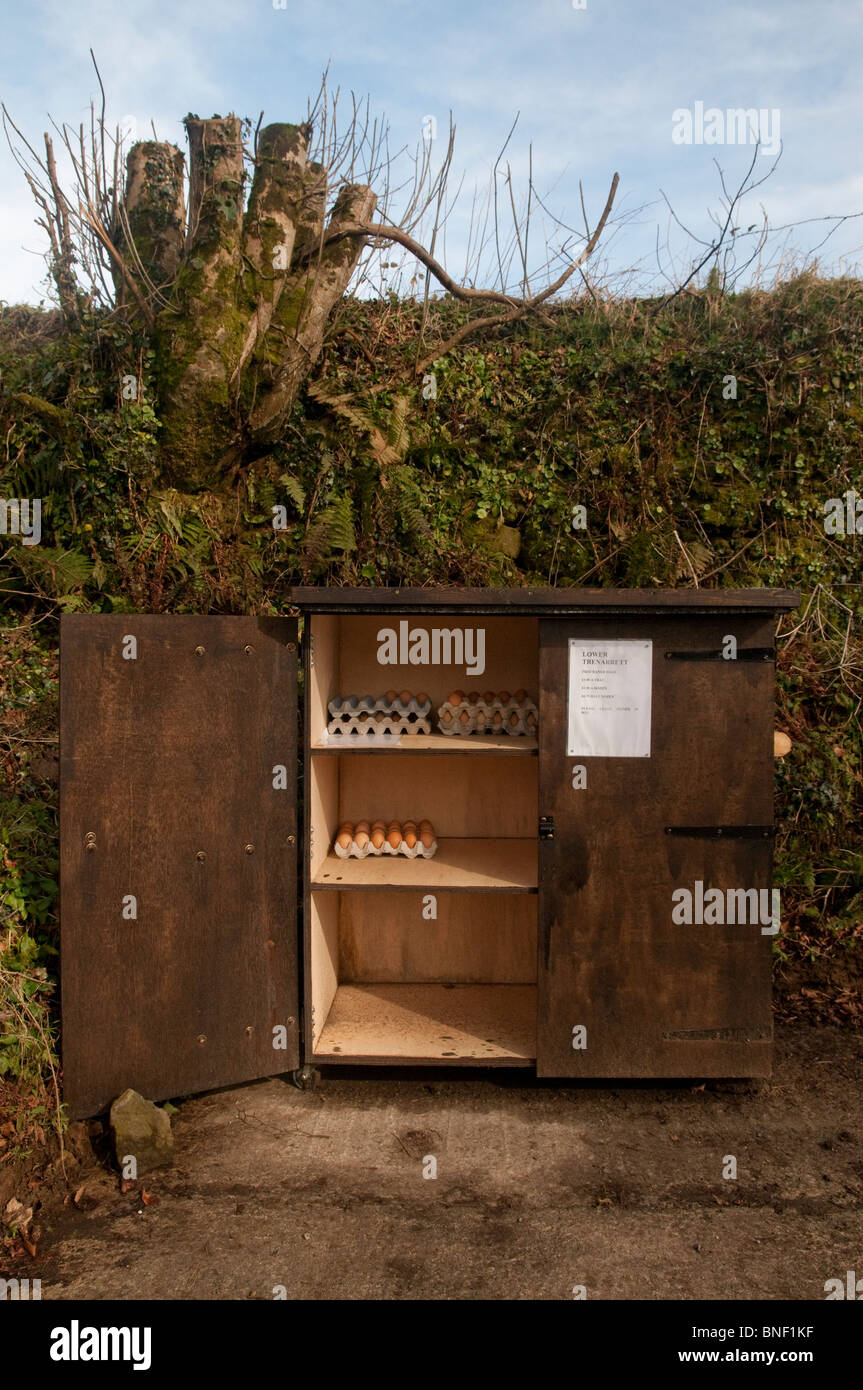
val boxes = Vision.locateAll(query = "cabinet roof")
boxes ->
[288,586,799,614]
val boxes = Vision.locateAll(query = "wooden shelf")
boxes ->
[312,838,537,892]
[312,732,537,755]
[314,983,537,1062]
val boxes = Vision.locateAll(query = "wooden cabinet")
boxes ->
[59,588,798,1116]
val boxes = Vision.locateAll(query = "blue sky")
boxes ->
[1,0,861,305]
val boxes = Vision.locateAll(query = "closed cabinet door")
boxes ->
[60,616,300,1117]
[537,614,776,1078]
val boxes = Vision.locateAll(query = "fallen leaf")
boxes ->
[22,1233,37,1258]
[119,1178,136,1195]
[3,1198,33,1231]
[141,1188,158,1207]
[73,1185,86,1207]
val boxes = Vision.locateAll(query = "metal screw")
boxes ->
[244,843,255,854]
[246,1025,253,1034]
[198,1034,207,1044]
[287,1016,295,1025]
[84,831,97,852]
[244,645,253,654]
[286,834,295,845]
[196,850,206,862]
[287,642,297,653]
[195,645,205,656]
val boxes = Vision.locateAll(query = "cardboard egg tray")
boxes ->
[333,821,438,859]
[436,695,538,738]
[326,693,432,739]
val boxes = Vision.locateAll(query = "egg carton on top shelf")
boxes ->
[328,693,432,717]
[436,692,538,738]
[326,692,432,739]
[326,712,433,739]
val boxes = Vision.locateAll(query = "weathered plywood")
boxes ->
[309,893,339,1048]
[313,838,537,892]
[314,983,536,1060]
[537,614,777,1078]
[337,752,537,838]
[338,892,537,983]
[308,613,340,745]
[336,614,539,713]
[60,615,299,1117]
[312,733,538,755]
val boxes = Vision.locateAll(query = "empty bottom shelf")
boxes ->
[314,983,537,1063]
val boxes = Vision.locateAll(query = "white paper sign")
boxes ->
[567,640,652,758]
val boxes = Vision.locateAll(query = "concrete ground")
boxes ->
[35,1022,862,1301]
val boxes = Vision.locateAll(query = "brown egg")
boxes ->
[415,692,429,704]
[387,826,402,850]
[354,830,369,851]
[448,690,464,705]
[465,689,481,702]
[403,819,417,831]
[514,688,527,702]
[336,830,352,850]
[498,690,511,703]
[458,710,471,725]
[385,690,398,703]
[403,827,418,849]
[372,819,387,830]
[491,710,503,727]
[483,690,495,704]
[509,711,520,727]
[355,820,370,834]
[440,710,453,726]
[400,690,412,705]
[420,823,436,848]
[338,821,353,833]
[526,711,537,728]
[371,827,386,850]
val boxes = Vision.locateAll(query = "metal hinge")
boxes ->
[539,815,555,841]
[665,825,774,839]
[665,648,775,662]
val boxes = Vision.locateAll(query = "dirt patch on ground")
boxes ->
[3,1021,860,1301]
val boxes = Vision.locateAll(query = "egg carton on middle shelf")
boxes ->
[436,689,539,738]
[326,691,432,739]
[333,819,438,859]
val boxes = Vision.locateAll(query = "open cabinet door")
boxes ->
[537,613,776,1078]
[60,615,299,1118]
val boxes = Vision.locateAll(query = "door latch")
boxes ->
[539,816,555,841]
